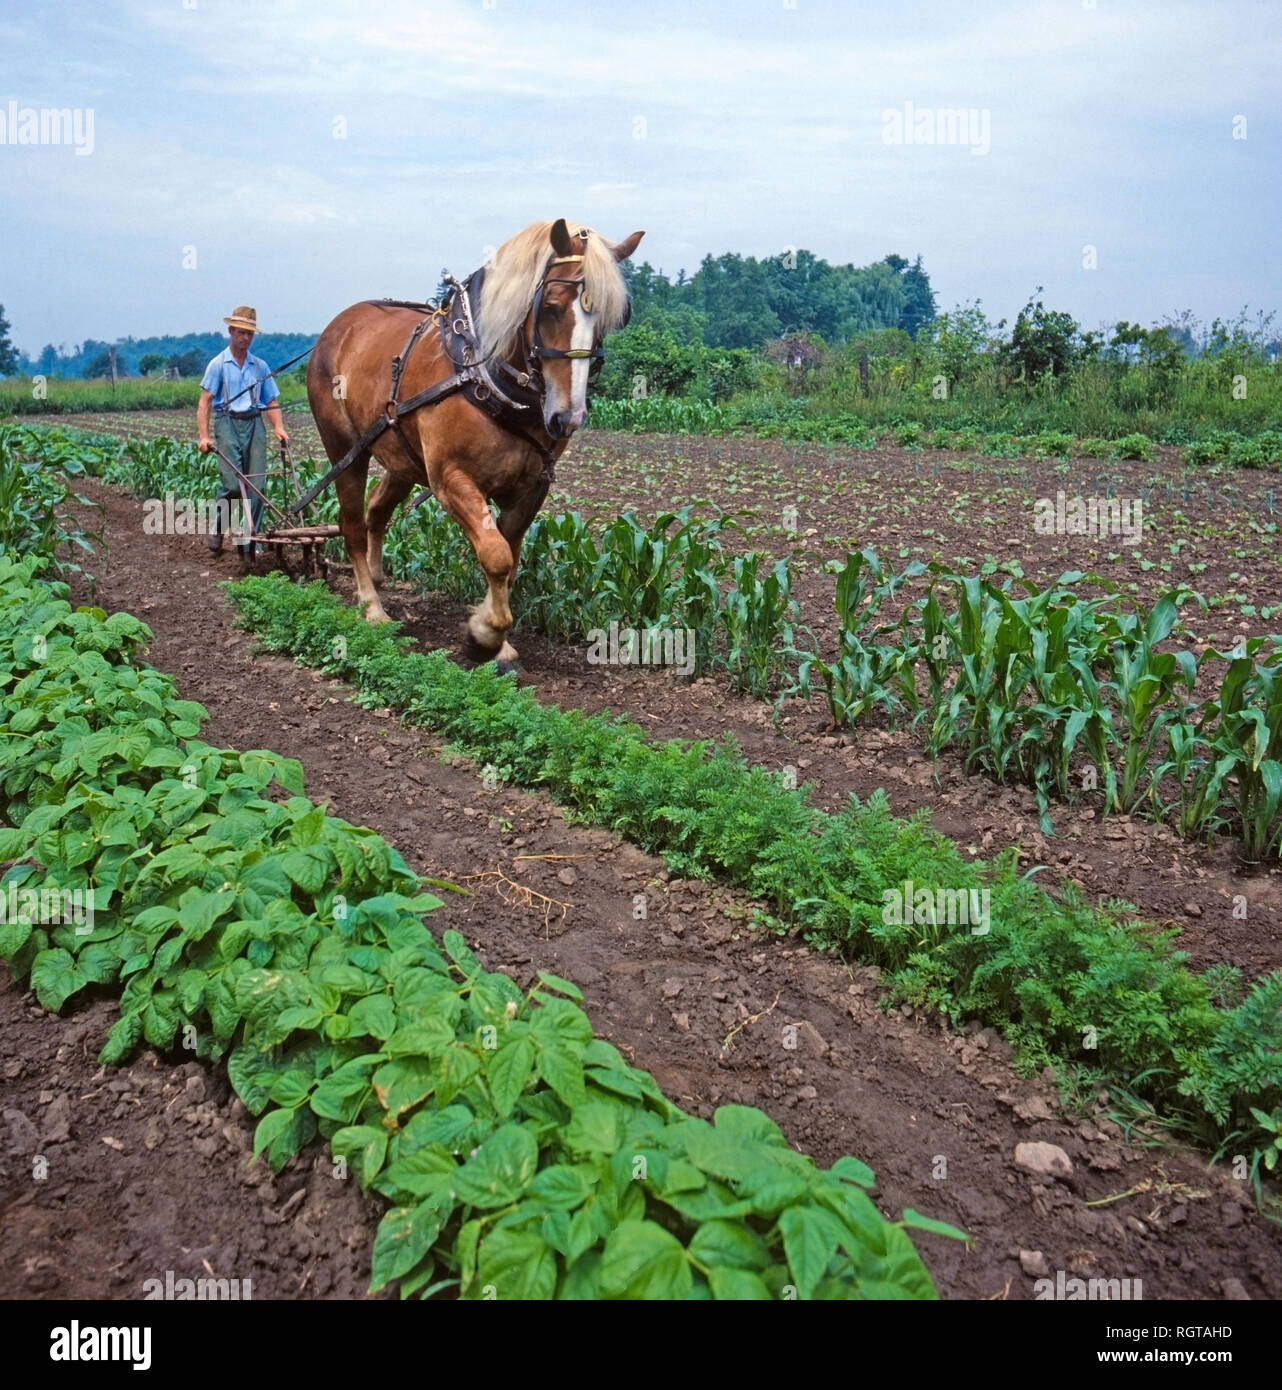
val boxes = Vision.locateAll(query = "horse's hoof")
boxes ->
[460,625,500,663]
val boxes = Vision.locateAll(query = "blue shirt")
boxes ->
[200,347,280,411]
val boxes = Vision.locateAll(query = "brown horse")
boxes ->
[307,218,643,669]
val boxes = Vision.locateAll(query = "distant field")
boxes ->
[0,376,311,414]
[33,407,1282,650]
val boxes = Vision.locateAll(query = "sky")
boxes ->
[0,0,1278,354]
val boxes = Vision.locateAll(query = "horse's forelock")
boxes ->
[477,220,629,357]
[579,229,631,332]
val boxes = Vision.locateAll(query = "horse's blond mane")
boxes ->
[477,220,630,358]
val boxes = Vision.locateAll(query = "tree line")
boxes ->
[623,249,937,348]
[2,239,1277,405]
[0,246,936,381]
[1,326,316,380]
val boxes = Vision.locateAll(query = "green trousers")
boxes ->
[213,412,267,543]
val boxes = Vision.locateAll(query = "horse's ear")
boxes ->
[612,231,645,263]
[550,219,575,257]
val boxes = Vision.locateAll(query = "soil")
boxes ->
[60,411,1282,978]
[2,433,1280,1304]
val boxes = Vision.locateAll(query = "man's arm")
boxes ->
[263,400,289,445]
[197,389,213,453]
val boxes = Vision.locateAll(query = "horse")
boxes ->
[306,218,644,671]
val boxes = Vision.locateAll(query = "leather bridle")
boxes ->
[521,250,606,391]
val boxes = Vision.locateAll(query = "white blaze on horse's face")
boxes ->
[542,286,594,438]
[568,289,596,425]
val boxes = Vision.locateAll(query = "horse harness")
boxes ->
[290,247,605,516]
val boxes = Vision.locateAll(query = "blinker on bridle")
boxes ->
[524,236,621,380]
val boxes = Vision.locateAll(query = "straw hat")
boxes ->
[224,305,258,331]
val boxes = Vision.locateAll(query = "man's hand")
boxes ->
[197,388,213,454]
[264,400,288,448]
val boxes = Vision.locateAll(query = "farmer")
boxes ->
[196,305,288,553]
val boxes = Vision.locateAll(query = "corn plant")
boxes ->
[921,573,1120,830]
[587,397,730,435]
[793,627,922,728]
[922,575,1024,774]
[589,507,730,630]
[1023,593,1120,813]
[1099,591,1200,813]
[718,551,799,698]
[111,435,218,498]
[787,548,926,728]
[1152,720,1235,843]
[1197,641,1282,861]
[513,510,602,640]
[385,497,483,605]
[520,507,737,676]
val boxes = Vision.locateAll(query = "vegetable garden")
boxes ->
[1,416,1280,1302]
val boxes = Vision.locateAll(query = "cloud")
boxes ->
[3,0,1278,346]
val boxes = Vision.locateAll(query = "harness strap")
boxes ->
[389,314,434,409]
[438,275,561,477]
[292,263,584,515]
[289,369,477,515]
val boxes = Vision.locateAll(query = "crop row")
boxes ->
[4,425,800,700]
[386,501,798,697]
[587,397,1282,469]
[793,550,1282,862]
[0,424,100,582]
[228,572,1282,1196]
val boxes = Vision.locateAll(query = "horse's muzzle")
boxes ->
[546,407,586,439]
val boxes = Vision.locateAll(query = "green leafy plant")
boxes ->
[786,548,924,728]
[1099,592,1199,813]
[0,553,959,1298]
[1192,640,1282,861]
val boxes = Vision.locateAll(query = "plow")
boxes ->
[207,436,341,579]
